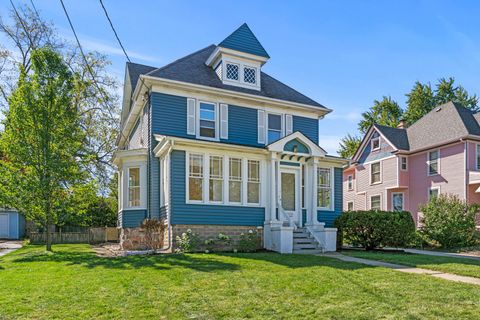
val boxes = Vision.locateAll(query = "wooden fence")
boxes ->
[30,227,119,244]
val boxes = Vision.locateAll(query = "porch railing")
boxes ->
[277,201,297,229]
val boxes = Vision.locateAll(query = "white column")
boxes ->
[311,158,319,224]
[270,153,277,221]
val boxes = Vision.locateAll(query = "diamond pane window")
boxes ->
[244,67,256,84]
[226,63,239,80]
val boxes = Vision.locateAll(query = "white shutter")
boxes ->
[187,98,196,135]
[220,103,228,139]
[285,114,293,135]
[258,109,266,144]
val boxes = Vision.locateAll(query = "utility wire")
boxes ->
[99,0,130,62]
[10,0,35,49]
[59,0,129,143]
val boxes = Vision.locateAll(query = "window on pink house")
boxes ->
[400,157,407,171]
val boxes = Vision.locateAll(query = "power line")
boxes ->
[99,0,130,62]
[9,0,35,49]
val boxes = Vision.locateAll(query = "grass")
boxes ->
[0,245,480,319]
[344,250,480,279]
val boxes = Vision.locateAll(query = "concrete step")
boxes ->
[293,249,324,254]
[293,243,318,249]
[293,238,315,244]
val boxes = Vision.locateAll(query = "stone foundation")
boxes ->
[171,224,263,252]
[120,227,165,251]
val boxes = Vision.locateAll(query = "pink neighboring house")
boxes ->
[344,101,480,224]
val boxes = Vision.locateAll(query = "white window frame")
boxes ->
[347,201,354,211]
[391,192,404,212]
[427,150,440,176]
[187,153,205,203]
[400,156,408,171]
[127,167,141,208]
[222,58,261,90]
[266,112,284,144]
[228,157,243,205]
[370,161,382,185]
[122,162,147,210]
[225,62,240,81]
[196,101,219,141]
[247,159,261,205]
[209,155,224,203]
[370,194,382,211]
[371,137,380,151]
[347,175,354,191]
[317,167,334,211]
[428,186,440,200]
[243,66,257,84]
[476,144,480,171]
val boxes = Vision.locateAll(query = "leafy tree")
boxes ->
[337,134,362,159]
[358,96,403,134]
[403,81,436,126]
[0,48,85,251]
[435,77,478,111]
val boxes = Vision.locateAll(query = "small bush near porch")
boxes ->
[1,245,480,319]
[335,210,416,250]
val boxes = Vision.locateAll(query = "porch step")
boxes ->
[293,249,324,254]
[292,228,324,254]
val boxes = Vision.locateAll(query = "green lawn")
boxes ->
[344,250,480,279]
[1,245,480,319]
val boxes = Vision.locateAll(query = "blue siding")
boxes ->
[122,209,147,228]
[8,212,19,239]
[293,116,318,144]
[218,23,270,58]
[284,138,309,153]
[170,150,265,226]
[317,167,343,227]
[151,93,189,138]
[223,105,262,147]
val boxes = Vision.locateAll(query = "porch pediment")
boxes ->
[267,132,326,157]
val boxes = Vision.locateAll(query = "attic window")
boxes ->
[226,63,239,80]
[371,137,380,151]
[244,67,256,84]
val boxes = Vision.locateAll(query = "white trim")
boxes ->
[370,161,382,185]
[267,131,327,157]
[428,186,440,200]
[221,57,261,90]
[196,100,219,141]
[279,166,301,225]
[347,174,354,191]
[285,114,293,136]
[317,166,334,211]
[122,162,147,210]
[371,136,380,151]
[347,201,354,211]
[220,103,228,139]
[369,194,382,210]
[352,127,400,162]
[266,111,284,144]
[187,98,196,135]
[427,149,440,176]
[205,46,269,67]
[391,192,404,212]
[361,155,396,166]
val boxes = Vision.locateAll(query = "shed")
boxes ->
[0,209,25,239]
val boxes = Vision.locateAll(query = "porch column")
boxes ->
[310,158,319,224]
[270,153,278,221]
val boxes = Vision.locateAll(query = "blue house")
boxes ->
[114,24,346,253]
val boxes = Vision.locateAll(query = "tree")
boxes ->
[403,81,436,126]
[337,134,362,159]
[358,96,403,134]
[0,48,85,251]
[435,77,478,111]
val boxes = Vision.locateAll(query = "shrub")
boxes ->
[238,229,260,252]
[335,210,415,250]
[140,219,166,250]
[175,229,200,253]
[204,233,232,252]
[420,194,478,248]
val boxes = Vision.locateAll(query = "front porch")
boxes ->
[262,132,345,253]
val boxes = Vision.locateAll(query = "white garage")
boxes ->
[0,209,25,240]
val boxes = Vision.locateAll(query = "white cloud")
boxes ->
[318,135,343,156]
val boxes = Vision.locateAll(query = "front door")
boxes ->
[280,169,300,226]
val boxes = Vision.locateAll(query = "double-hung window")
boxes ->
[392,193,404,211]
[371,162,381,184]
[429,187,439,200]
[229,158,242,203]
[209,156,223,202]
[400,157,408,170]
[371,137,380,150]
[247,160,260,204]
[128,167,141,207]
[188,154,204,201]
[428,150,439,175]
[199,102,216,139]
[267,114,282,144]
[347,175,353,191]
[317,168,332,209]
[476,145,480,170]
[347,201,354,211]
[370,195,381,210]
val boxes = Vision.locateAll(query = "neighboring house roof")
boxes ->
[128,45,326,108]
[218,23,270,58]
[355,102,480,160]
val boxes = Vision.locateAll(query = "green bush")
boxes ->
[335,210,416,250]
[175,229,200,253]
[239,229,260,252]
[420,194,478,248]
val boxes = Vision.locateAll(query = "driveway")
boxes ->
[0,240,23,257]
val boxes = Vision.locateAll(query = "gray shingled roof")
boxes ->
[127,45,327,109]
[126,62,156,93]
[372,102,480,152]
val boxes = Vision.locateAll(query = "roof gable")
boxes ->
[218,23,270,58]
[268,131,326,157]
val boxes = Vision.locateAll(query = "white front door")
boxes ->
[280,168,300,226]
[0,213,9,238]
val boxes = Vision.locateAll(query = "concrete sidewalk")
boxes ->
[321,252,480,286]
[401,248,480,260]
[0,241,23,257]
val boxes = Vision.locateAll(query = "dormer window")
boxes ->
[371,137,380,151]
[244,67,256,84]
[226,63,239,80]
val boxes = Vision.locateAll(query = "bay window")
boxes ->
[229,158,242,203]
[317,168,332,209]
[128,167,141,207]
[188,154,204,201]
[209,156,223,202]
[247,160,260,204]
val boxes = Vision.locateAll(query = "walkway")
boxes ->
[321,252,480,286]
[0,241,23,258]
[402,248,480,261]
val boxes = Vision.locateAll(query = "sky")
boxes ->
[2,0,480,155]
